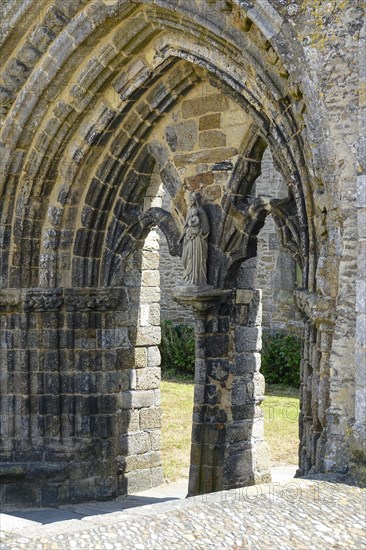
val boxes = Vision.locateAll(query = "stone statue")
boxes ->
[178,191,210,286]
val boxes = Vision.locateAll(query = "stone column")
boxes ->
[121,235,163,495]
[174,287,271,496]
[295,291,335,475]
[349,16,366,481]
[188,308,230,495]
[298,320,316,474]
[225,289,271,490]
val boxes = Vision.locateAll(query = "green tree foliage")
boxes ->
[260,332,302,388]
[159,321,195,377]
[159,322,301,387]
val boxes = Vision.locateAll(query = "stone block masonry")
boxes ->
[188,289,270,496]
[0,0,365,506]
[0,276,163,505]
[157,84,300,332]
[158,81,253,324]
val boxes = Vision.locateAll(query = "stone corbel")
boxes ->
[172,285,232,313]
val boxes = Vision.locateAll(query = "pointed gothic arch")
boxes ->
[0,0,362,505]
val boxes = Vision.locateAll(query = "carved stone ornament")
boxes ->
[0,288,128,312]
[24,289,63,311]
[63,288,126,311]
[173,285,231,312]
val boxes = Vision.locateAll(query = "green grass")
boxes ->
[263,384,300,465]
[160,378,300,481]
[160,379,194,481]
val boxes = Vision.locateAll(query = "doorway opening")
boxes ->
[249,147,303,479]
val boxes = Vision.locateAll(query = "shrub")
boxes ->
[159,323,301,387]
[261,332,302,388]
[159,320,195,377]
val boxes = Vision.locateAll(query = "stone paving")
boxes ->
[0,474,365,549]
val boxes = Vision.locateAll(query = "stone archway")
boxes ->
[0,0,363,505]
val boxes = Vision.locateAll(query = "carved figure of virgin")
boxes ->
[178,192,210,286]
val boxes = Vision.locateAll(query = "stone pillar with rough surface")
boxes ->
[182,288,271,496]
[295,292,337,476]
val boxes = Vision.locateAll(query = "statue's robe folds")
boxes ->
[181,206,209,285]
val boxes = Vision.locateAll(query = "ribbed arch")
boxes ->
[70,60,199,286]
[0,0,322,293]
[0,0,359,503]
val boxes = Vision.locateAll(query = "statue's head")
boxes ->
[188,191,202,206]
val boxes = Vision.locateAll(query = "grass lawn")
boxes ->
[160,379,193,481]
[160,379,300,482]
[263,384,300,466]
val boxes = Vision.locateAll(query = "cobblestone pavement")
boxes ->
[1,476,365,549]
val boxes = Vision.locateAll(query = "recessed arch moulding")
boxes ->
[0,0,364,504]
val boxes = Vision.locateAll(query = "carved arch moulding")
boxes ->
[0,0,361,506]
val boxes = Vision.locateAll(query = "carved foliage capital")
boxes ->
[0,288,126,312]
[63,288,126,311]
[24,289,63,311]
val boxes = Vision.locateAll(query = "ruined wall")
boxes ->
[253,150,302,334]
[0,0,365,505]
[283,0,365,477]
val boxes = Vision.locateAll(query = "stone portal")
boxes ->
[0,0,364,505]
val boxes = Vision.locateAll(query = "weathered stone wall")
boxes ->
[0,281,162,505]
[253,149,302,333]
[0,205,164,505]
[285,0,365,477]
[352,15,366,482]
[0,0,365,505]
[158,86,299,332]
